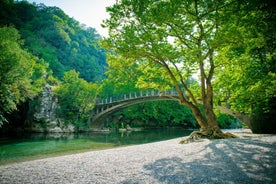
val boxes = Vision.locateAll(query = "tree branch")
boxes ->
[171,62,198,105]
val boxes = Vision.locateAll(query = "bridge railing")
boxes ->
[95,88,180,105]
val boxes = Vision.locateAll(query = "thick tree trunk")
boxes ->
[180,86,238,143]
[189,105,208,128]
[180,121,238,144]
[179,48,238,143]
[181,101,238,143]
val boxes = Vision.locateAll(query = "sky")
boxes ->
[27,0,116,37]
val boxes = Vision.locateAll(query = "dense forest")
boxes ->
[0,0,202,131]
[0,0,106,130]
[0,0,275,134]
[0,0,106,81]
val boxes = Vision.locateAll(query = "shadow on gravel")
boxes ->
[142,138,276,184]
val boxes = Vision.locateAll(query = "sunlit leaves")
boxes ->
[99,54,141,96]
[103,0,240,105]
[214,0,276,116]
[136,62,173,90]
[55,70,99,124]
[1,0,106,82]
[0,27,46,126]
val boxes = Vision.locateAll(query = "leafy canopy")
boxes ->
[55,70,99,126]
[0,26,46,126]
[214,0,276,114]
[0,0,107,82]
[102,0,249,130]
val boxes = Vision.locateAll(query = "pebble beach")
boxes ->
[0,129,275,184]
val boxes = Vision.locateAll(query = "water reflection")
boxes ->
[0,128,192,164]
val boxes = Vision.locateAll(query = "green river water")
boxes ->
[0,128,192,165]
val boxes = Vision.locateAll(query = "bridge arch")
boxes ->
[89,89,183,128]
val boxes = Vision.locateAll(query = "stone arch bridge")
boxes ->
[89,89,183,128]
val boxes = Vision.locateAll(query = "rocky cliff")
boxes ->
[27,84,75,133]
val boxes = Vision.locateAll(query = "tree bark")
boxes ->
[180,56,238,143]
[188,103,208,128]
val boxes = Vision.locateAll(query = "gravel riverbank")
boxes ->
[0,129,275,184]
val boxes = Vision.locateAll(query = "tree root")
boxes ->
[180,129,239,144]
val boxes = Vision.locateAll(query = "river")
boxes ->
[0,128,192,165]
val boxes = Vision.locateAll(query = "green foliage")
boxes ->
[103,0,243,129]
[116,101,198,128]
[216,114,242,129]
[0,0,108,129]
[0,0,107,82]
[136,61,174,90]
[55,70,99,127]
[102,0,275,133]
[46,75,59,86]
[212,0,276,133]
[214,0,276,114]
[100,52,197,128]
[0,26,46,126]
[99,54,142,97]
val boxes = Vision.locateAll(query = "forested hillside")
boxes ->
[2,0,267,132]
[0,0,107,129]
[0,0,106,82]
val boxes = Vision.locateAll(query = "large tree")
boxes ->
[102,0,248,140]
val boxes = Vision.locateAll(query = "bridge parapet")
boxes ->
[89,88,184,127]
[95,89,179,106]
[88,89,182,128]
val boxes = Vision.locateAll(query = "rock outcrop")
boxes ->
[27,84,75,133]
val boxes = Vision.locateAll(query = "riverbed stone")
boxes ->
[0,130,275,184]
